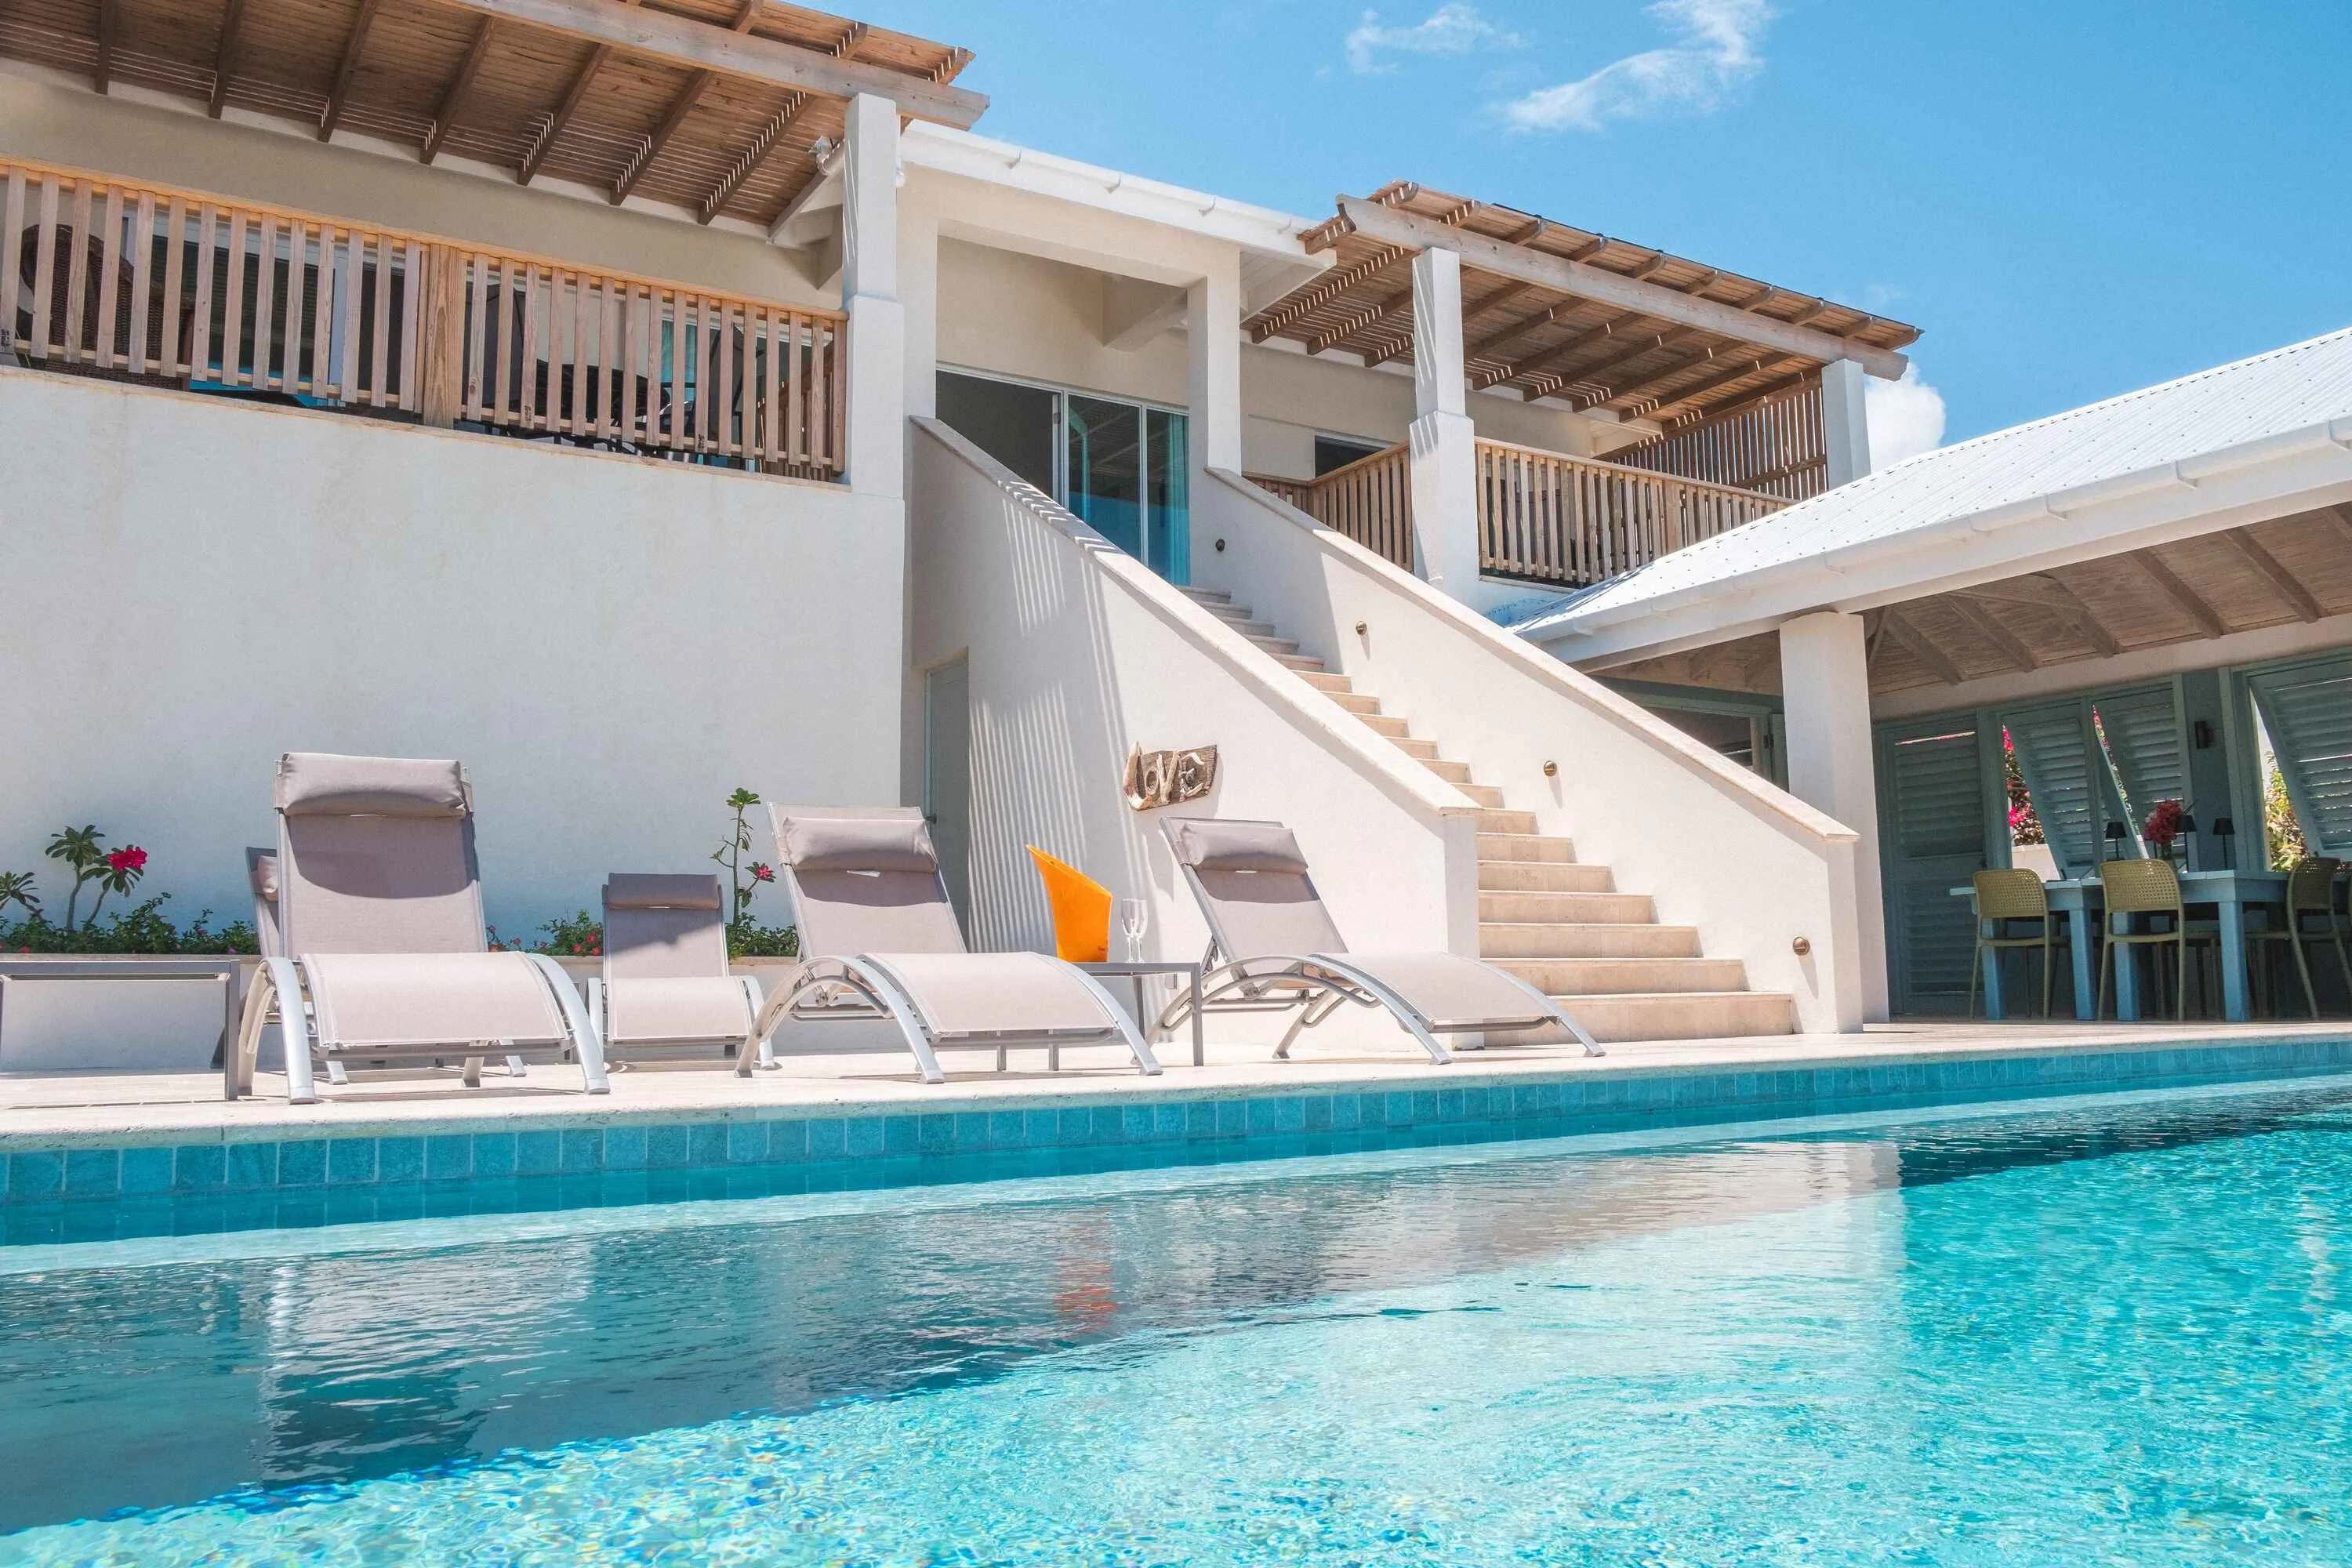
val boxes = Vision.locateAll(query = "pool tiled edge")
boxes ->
[9,1034,2352,1210]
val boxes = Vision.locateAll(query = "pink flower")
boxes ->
[107,846,147,874]
[751,862,775,883]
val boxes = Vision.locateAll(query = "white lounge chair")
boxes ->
[589,873,765,1069]
[747,805,1160,1083]
[227,753,606,1103]
[1160,817,1602,1064]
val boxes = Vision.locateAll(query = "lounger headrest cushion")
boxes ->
[248,850,279,902]
[276,753,471,818]
[604,873,724,911]
[779,814,938,873]
[1167,818,1308,874]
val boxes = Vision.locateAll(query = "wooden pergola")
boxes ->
[1247,182,1921,433]
[1606,503,2352,697]
[0,0,981,230]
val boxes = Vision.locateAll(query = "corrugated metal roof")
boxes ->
[1516,325,2352,637]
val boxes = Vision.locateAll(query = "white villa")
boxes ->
[5,0,2349,1046]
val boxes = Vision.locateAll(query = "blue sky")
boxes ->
[872,0,2349,457]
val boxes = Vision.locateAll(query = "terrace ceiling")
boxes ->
[0,0,981,230]
[1604,503,2352,699]
[1248,182,1922,431]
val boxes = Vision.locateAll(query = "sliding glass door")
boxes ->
[938,371,1189,584]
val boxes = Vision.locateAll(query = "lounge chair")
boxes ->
[227,753,606,1103]
[747,805,1160,1083]
[246,847,283,957]
[1159,817,1602,1063]
[590,873,766,1069]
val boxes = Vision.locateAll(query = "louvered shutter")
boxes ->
[1877,718,1987,1014]
[2250,655,2352,856]
[2096,684,2188,826]
[2004,702,2103,877]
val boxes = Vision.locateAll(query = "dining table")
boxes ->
[1949,868,2293,1023]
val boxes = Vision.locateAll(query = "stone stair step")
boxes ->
[1421,757,1474,784]
[1243,633,1301,656]
[1327,691,1381,716]
[1482,922,1704,959]
[1298,670,1354,695]
[1476,860,1613,893]
[1482,955,1748,994]
[1227,620,1280,640]
[1181,588,1232,607]
[1276,652,1327,672]
[1541,991,1797,1044]
[1476,808,1540,836]
[1359,713,1410,738]
[1388,735,1441,761]
[1481,890,1655,924]
[1459,783,1506,808]
[1476,831,1573,862]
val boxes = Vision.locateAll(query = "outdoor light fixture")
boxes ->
[2104,821,2129,859]
[2212,817,2237,869]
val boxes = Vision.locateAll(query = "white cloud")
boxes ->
[1503,0,1771,132]
[1347,3,1523,74]
[1867,366,1947,467]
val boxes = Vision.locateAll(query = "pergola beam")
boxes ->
[1541,328,1704,403]
[318,0,384,141]
[1955,575,2122,658]
[422,20,495,165]
[1334,195,1909,379]
[1473,313,1632,392]
[2223,528,2325,622]
[611,0,759,205]
[702,21,872,223]
[1248,245,1408,341]
[426,0,983,126]
[1639,354,1788,423]
[93,0,118,93]
[1944,595,2041,672]
[520,0,642,183]
[206,0,248,118]
[2130,548,2229,639]
[1593,343,1737,412]
[1880,607,1965,684]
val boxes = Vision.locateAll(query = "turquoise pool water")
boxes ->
[3,1076,2350,1564]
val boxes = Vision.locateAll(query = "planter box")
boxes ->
[0,956,257,1073]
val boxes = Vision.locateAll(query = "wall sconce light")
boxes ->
[1541,760,1558,777]
[1791,936,1812,956]
[1355,621,1368,637]
[1214,539,1226,553]
[2192,720,2215,749]
[2212,817,2236,869]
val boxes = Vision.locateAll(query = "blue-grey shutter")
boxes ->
[1878,718,1988,1013]
[2004,701,2102,877]
[2096,684,2188,826]
[2250,655,2352,856]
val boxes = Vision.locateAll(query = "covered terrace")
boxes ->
[1242,182,1921,608]
[1520,328,2352,1025]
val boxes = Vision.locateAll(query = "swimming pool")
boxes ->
[3,1076,2348,1564]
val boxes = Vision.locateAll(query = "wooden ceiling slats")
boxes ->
[1254,180,1920,425]
[1,0,968,231]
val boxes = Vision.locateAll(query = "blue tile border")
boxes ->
[8,1036,2352,1210]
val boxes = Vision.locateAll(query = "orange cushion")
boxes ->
[1026,845,1111,964]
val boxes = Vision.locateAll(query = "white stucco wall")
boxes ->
[0,369,902,938]
[0,71,830,307]
[907,419,1483,1036]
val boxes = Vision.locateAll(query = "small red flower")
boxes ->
[751,862,775,883]
[107,846,148,874]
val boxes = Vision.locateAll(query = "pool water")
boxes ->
[3,1078,2350,1565]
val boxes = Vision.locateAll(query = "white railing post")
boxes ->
[1406,245,1483,600]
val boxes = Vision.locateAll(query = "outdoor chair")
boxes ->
[747,806,1160,1083]
[246,847,284,958]
[227,753,605,1103]
[1158,817,1602,1064]
[2245,858,2351,1018]
[591,874,766,1069]
[2094,858,2219,1022]
[1967,867,2071,1018]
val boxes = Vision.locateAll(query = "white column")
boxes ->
[899,194,939,421]
[1820,357,1873,489]
[1185,254,1243,582]
[1406,246,1479,597]
[1780,609,1889,1023]
[841,92,903,500]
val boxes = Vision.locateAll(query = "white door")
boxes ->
[924,657,973,924]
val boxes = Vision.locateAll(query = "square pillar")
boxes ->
[1406,246,1479,596]
[1780,609,1889,1022]
[1185,255,1243,583]
[1820,358,1873,489]
[842,92,904,501]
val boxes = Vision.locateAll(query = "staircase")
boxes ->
[1182,587,1795,1043]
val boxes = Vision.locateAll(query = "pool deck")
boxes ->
[5,1018,2348,1145]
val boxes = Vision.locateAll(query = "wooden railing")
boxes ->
[1613,377,1827,503]
[2,158,845,476]
[1475,437,1785,590]
[1247,443,1415,569]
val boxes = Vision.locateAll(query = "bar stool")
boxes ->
[1968,868,2068,1018]
[2096,858,2219,1021]
[2245,857,2350,1018]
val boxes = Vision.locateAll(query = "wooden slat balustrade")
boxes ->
[2,158,846,477]
[1475,437,1784,590]
[1247,444,1416,570]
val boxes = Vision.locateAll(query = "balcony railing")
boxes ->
[1475,437,1785,590]
[2,158,846,477]
[1250,436,1785,590]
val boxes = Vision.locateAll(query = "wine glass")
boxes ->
[1116,898,1148,962]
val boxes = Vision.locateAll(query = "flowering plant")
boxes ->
[42,826,151,931]
[2143,798,2187,850]
[712,787,765,923]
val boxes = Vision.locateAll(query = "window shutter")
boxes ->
[2250,656,2352,857]
[2096,684,2187,825]
[1878,720,1986,1012]
[2005,702,2102,877]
